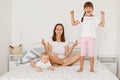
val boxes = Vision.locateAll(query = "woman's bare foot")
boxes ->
[77,68,83,72]
[53,64,60,67]
[49,66,54,71]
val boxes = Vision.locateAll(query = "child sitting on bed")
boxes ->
[30,52,54,72]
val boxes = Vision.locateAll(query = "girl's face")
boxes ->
[55,25,63,36]
[84,7,93,16]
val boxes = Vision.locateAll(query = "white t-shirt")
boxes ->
[36,60,51,69]
[81,16,100,38]
[50,41,68,58]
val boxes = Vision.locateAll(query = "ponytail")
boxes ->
[81,12,86,22]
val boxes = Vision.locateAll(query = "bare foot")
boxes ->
[77,68,83,72]
[90,69,94,72]
[53,64,60,67]
[49,66,54,71]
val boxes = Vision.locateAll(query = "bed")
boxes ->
[0,60,118,80]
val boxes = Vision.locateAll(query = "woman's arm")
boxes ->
[65,40,78,57]
[48,42,52,52]
[70,10,80,26]
[99,11,105,27]
[41,39,48,52]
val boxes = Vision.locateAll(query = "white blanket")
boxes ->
[0,60,118,80]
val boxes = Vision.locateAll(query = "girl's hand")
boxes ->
[36,67,42,72]
[41,39,46,46]
[101,11,105,16]
[70,10,74,14]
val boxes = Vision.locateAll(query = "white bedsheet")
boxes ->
[0,60,118,80]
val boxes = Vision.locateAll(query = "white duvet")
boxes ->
[0,60,118,80]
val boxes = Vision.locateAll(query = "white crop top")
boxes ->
[50,41,68,58]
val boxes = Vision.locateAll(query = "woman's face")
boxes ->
[84,7,93,16]
[55,25,63,36]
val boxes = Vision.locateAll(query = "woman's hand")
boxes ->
[41,39,46,46]
[41,39,48,52]
[73,40,78,47]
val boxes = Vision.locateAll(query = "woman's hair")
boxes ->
[52,23,65,42]
[81,1,94,22]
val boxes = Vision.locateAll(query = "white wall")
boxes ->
[0,0,11,76]
[11,0,117,56]
[117,0,120,79]
[11,0,85,48]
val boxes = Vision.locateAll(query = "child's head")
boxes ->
[84,1,93,9]
[81,1,94,22]
[84,2,94,16]
[40,52,49,63]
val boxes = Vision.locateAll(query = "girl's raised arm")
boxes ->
[70,10,80,26]
[99,11,105,27]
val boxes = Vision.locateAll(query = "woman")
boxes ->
[42,23,80,66]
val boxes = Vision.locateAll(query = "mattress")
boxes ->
[0,60,118,80]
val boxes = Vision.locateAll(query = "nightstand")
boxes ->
[8,54,22,71]
[98,56,117,75]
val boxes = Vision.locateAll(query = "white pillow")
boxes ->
[18,50,40,64]
[18,47,45,64]
[33,47,44,54]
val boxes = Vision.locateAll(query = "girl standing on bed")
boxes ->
[42,23,80,66]
[70,1,105,72]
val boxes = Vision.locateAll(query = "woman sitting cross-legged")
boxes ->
[41,23,80,66]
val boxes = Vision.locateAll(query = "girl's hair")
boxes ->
[52,23,65,42]
[81,1,94,22]
[84,1,93,9]
[81,12,86,22]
